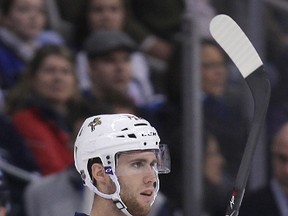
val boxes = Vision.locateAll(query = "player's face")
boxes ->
[201,44,228,96]
[87,0,125,31]
[116,151,158,216]
[33,54,77,104]
[89,49,132,95]
[273,132,288,191]
[4,0,46,40]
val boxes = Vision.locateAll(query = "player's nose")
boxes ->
[143,166,157,184]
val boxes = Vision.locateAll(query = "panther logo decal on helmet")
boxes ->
[88,117,102,131]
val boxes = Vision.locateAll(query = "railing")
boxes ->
[0,157,40,183]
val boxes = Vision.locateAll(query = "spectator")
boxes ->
[75,0,126,46]
[76,0,157,107]
[200,38,248,179]
[81,30,136,106]
[266,47,288,142]
[0,0,64,104]
[240,122,288,216]
[202,131,230,216]
[5,44,80,176]
[262,6,288,144]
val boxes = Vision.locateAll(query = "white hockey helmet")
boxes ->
[74,114,170,215]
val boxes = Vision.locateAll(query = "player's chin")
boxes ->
[138,199,154,214]
[128,202,151,216]
[133,205,151,216]
[139,192,155,204]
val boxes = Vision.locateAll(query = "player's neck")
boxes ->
[90,197,125,216]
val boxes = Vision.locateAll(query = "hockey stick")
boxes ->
[209,14,271,216]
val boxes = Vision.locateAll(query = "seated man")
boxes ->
[240,122,288,216]
[74,114,171,216]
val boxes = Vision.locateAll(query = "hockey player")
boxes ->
[73,114,170,216]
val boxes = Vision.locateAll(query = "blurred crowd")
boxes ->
[0,0,288,216]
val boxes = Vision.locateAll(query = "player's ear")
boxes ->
[91,163,108,183]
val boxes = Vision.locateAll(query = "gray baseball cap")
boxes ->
[84,30,137,59]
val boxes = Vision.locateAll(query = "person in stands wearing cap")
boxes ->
[81,30,138,107]
[75,0,157,107]
[73,113,171,216]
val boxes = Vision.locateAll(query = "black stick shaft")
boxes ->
[225,66,271,216]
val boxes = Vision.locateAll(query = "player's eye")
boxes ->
[131,161,145,169]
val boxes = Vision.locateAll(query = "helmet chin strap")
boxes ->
[87,166,133,216]
[109,174,133,216]
[152,168,160,206]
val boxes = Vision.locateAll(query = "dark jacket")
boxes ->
[239,185,281,216]
[0,38,25,89]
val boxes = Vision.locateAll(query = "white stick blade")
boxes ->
[209,14,263,78]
